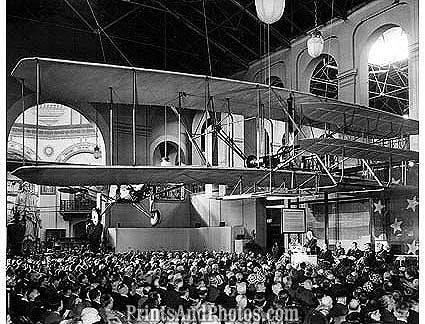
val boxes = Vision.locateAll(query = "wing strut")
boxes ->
[169,105,210,166]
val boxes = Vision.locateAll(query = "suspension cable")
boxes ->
[202,0,212,76]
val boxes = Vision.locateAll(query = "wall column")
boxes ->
[408,41,419,150]
[337,69,357,104]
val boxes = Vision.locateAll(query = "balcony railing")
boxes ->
[60,199,96,213]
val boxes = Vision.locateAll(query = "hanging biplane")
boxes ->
[9,58,419,225]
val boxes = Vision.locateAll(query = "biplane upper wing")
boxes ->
[12,165,330,187]
[299,138,419,162]
[11,58,418,137]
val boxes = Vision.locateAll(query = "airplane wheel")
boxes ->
[150,210,161,226]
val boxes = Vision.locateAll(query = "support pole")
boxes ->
[109,87,113,166]
[178,92,182,166]
[132,70,137,166]
[164,106,167,158]
[226,98,234,167]
[35,59,40,164]
[287,94,295,156]
[21,79,25,165]
[169,106,208,166]
[266,118,274,192]
[324,192,329,246]
[256,85,261,165]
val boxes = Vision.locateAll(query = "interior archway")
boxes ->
[266,76,284,88]
[7,103,106,166]
[152,141,185,166]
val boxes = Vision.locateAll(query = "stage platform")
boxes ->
[107,227,233,252]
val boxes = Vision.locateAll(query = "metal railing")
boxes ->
[60,199,96,212]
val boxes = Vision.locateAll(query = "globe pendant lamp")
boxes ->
[307,29,324,58]
[255,0,286,24]
[307,0,324,58]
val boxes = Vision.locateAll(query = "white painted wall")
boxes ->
[108,227,233,252]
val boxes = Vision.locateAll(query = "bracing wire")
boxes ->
[98,29,107,64]
[324,0,335,99]
[164,12,167,69]
[86,0,133,66]
[202,0,212,76]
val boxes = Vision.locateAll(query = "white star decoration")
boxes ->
[406,240,419,255]
[391,177,401,185]
[390,218,403,234]
[373,200,385,215]
[406,196,419,212]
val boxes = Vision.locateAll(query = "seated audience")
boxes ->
[5,239,418,324]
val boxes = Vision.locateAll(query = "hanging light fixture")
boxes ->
[93,110,101,159]
[255,0,286,25]
[93,145,101,160]
[307,0,324,58]
[160,106,171,165]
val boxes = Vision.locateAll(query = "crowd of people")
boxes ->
[6,241,419,324]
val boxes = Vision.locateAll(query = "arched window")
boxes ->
[200,118,214,153]
[309,54,338,99]
[152,141,185,166]
[7,103,106,165]
[368,27,409,116]
[266,76,284,88]
[264,130,270,156]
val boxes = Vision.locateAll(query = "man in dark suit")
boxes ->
[113,283,130,314]
[44,299,63,324]
[319,245,334,264]
[334,241,346,258]
[346,242,363,260]
[89,288,102,311]
[304,231,318,255]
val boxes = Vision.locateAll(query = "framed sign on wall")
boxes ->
[281,208,306,233]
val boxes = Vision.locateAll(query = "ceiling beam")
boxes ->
[189,6,258,57]
[319,0,348,20]
[211,5,262,47]
[155,1,249,69]
[227,0,291,48]
[282,6,305,35]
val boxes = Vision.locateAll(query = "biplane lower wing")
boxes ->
[299,138,419,162]
[12,165,329,187]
